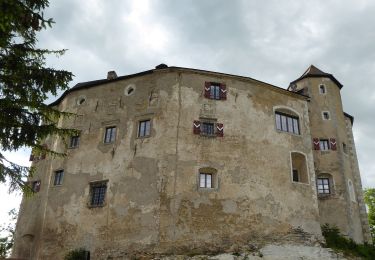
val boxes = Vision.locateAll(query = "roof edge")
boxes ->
[344,112,354,125]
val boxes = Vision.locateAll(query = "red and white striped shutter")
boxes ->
[313,138,320,150]
[216,123,224,137]
[220,83,227,100]
[193,120,201,135]
[330,138,337,150]
[204,82,211,98]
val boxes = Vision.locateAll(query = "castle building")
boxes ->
[12,64,371,259]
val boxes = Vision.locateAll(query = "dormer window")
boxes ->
[319,84,326,94]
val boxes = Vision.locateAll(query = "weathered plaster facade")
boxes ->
[12,65,370,259]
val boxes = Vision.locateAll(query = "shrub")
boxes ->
[64,248,89,260]
[321,224,375,259]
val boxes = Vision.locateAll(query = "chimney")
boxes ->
[107,71,117,80]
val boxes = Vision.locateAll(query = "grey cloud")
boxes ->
[34,0,375,186]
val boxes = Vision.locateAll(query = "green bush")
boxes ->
[321,224,375,259]
[64,248,89,260]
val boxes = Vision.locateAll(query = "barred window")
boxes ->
[90,181,107,207]
[317,178,330,194]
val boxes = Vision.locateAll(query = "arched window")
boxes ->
[274,107,300,135]
[291,152,308,184]
[348,179,356,202]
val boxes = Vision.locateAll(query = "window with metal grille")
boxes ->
[104,126,116,143]
[69,135,80,148]
[319,139,329,151]
[200,173,212,188]
[210,84,221,100]
[138,120,151,137]
[317,178,330,194]
[275,112,300,135]
[53,170,64,186]
[90,182,107,207]
[201,122,215,135]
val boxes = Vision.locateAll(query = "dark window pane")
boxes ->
[293,170,299,182]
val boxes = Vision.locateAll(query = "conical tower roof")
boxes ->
[289,65,343,89]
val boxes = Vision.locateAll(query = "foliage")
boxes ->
[0,209,18,258]
[364,188,375,243]
[321,224,375,259]
[64,248,89,260]
[0,0,76,192]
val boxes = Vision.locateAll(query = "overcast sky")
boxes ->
[1,0,375,224]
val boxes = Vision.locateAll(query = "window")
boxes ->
[31,180,41,192]
[317,178,330,194]
[104,126,116,143]
[319,139,329,151]
[291,152,308,184]
[90,181,107,207]
[343,143,348,154]
[348,179,356,202]
[202,122,215,135]
[138,120,151,137]
[69,135,80,148]
[53,170,64,186]
[322,111,330,120]
[292,170,299,182]
[275,112,300,135]
[210,84,220,100]
[193,119,224,137]
[200,173,212,188]
[204,82,227,100]
[319,84,326,94]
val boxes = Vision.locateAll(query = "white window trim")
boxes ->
[319,84,327,95]
[289,151,310,185]
[322,111,331,120]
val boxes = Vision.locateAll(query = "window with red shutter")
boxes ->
[330,138,337,150]
[193,120,201,135]
[313,138,320,150]
[216,123,224,137]
[204,82,211,98]
[220,84,227,100]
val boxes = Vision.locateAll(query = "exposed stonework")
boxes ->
[12,65,370,259]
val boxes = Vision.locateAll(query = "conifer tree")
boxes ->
[0,0,75,192]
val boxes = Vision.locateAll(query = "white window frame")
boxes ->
[138,119,151,138]
[319,139,330,151]
[104,126,116,143]
[322,111,331,120]
[319,84,326,94]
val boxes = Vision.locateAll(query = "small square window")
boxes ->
[320,139,330,151]
[200,173,212,188]
[31,180,41,192]
[201,122,215,136]
[104,127,116,143]
[90,181,107,207]
[138,120,151,137]
[319,84,326,94]
[322,111,330,120]
[69,135,80,148]
[317,178,330,194]
[53,170,64,186]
